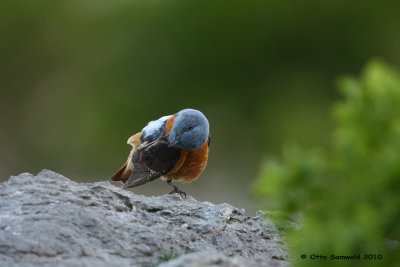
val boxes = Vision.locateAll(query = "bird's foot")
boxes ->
[168,187,187,198]
[167,180,187,198]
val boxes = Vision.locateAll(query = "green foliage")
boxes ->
[156,248,183,266]
[252,60,400,266]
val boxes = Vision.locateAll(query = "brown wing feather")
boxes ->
[110,132,142,183]
[111,161,130,182]
[123,134,182,188]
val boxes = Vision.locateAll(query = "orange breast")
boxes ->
[164,141,209,182]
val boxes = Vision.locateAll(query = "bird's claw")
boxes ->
[167,179,187,198]
[168,188,187,198]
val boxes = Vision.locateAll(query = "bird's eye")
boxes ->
[187,126,194,131]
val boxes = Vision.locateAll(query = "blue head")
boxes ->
[168,109,210,150]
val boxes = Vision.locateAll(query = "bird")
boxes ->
[111,108,210,197]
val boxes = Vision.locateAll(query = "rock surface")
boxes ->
[0,170,288,266]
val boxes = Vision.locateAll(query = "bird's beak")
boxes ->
[168,140,178,147]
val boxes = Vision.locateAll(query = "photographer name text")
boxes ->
[301,254,382,260]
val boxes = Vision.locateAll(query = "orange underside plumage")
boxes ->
[164,141,209,182]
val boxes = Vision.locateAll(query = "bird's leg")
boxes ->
[167,179,187,198]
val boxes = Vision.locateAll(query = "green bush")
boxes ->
[252,59,400,266]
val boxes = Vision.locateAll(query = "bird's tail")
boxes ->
[110,161,132,183]
[122,164,161,189]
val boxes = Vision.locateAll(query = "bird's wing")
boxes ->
[122,133,182,188]
[120,116,182,189]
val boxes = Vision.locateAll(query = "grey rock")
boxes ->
[159,250,283,267]
[0,170,288,267]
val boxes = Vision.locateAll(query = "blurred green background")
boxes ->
[1,0,400,216]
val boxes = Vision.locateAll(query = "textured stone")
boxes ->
[159,250,283,267]
[0,170,288,266]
